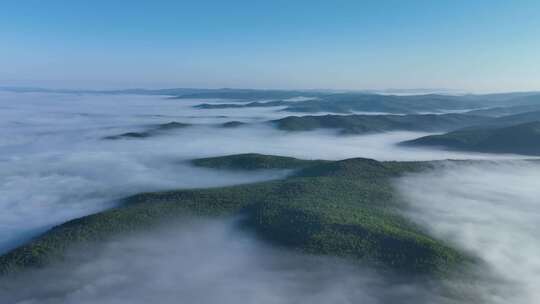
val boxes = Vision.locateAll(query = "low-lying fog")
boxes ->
[2,92,538,303]
[0,218,450,304]
[397,161,540,304]
[0,92,529,252]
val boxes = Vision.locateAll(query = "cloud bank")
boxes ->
[396,161,540,304]
[2,92,537,303]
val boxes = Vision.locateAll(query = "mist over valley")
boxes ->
[1,89,539,303]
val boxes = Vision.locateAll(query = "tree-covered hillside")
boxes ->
[192,153,328,170]
[100,106,540,141]
[402,121,540,155]
[0,154,472,277]
[270,109,540,137]
[172,89,322,100]
[194,100,288,109]
[103,121,191,139]
[271,113,489,134]
[464,104,540,117]
[188,91,540,114]
[282,93,475,114]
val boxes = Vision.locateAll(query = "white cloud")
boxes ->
[396,161,540,304]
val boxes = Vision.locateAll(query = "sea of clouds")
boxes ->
[2,92,524,252]
[1,91,537,303]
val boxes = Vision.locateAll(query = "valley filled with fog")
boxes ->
[397,161,540,304]
[1,91,539,304]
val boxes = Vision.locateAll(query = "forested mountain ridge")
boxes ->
[402,121,540,155]
[0,154,472,277]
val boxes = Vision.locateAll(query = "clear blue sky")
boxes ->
[1,0,539,92]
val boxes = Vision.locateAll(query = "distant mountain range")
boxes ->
[0,86,329,98]
[272,109,540,134]
[191,91,540,114]
[402,121,540,155]
[271,113,490,134]
[8,86,540,156]
[3,86,540,110]
[103,108,540,156]
[4,86,540,116]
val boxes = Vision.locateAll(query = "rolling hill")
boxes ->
[101,110,540,140]
[464,104,540,117]
[188,91,540,114]
[103,121,191,139]
[271,113,490,134]
[401,121,540,155]
[0,154,472,277]
[194,100,288,109]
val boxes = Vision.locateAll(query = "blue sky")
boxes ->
[1,0,539,92]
